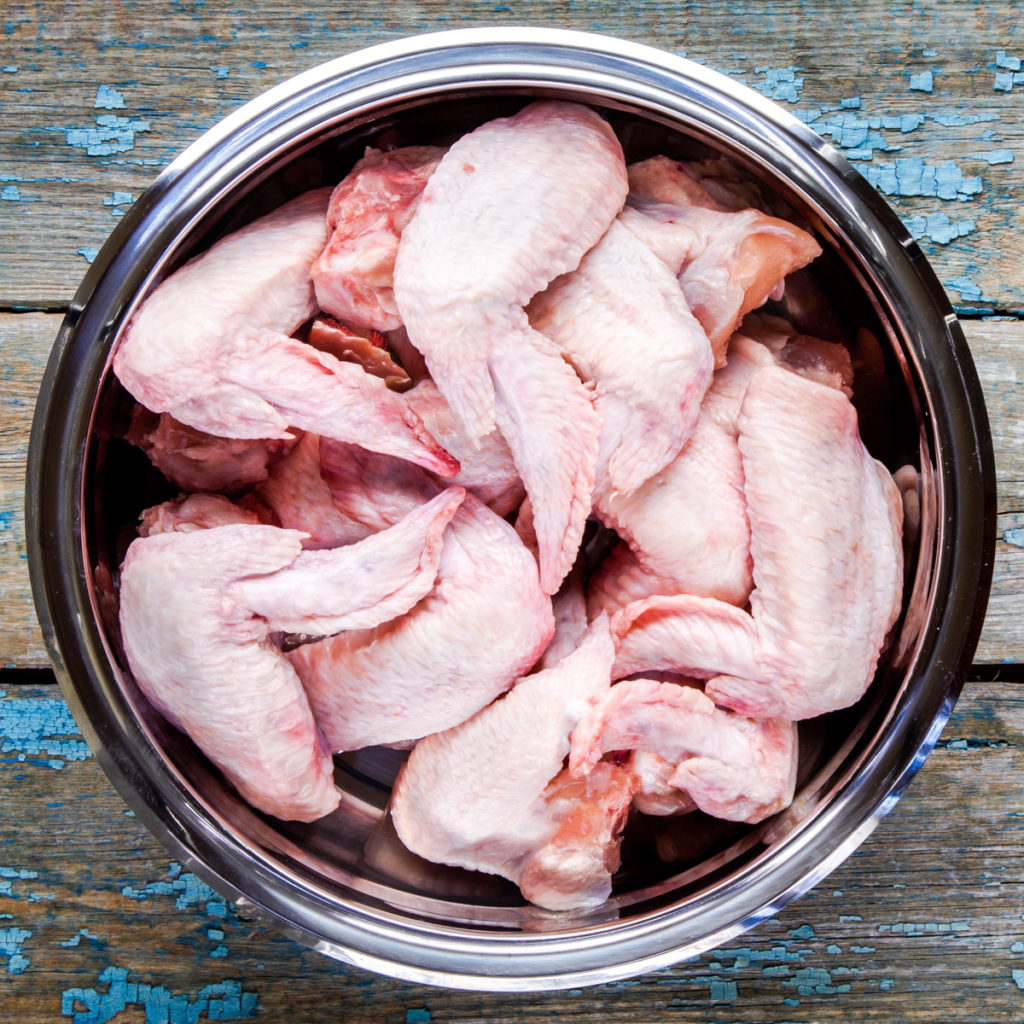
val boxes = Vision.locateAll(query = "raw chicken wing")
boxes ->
[119,524,339,822]
[391,617,634,911]
[570,679,797,823]
[611,366,903,720]
[394,101,629,592]
[113,189,458,477]
[528,218,713,495]
[288,489,554,751]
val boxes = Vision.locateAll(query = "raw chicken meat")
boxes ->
[256,432,368,549]
[590,316,854,619]
[528,218,714,496]
[120,488,468,818]
[126,407,289,494]
[394,101,628,592]
[405,379,525,516]
[306,314,412,391]
[288,485,554,751]
[593,406,752,610]
[611,365,904,720]
[391,617,633,911]
[138,492,262,536]
[230,486,464,635]
[624,161,822,362]
[113,189,458,478]
[570,679,797,823]
[119,524,340,822]
[630,751,697,817]
[312,146,445,331]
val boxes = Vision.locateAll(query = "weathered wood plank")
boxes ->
[3,313,1019,668]
[0,1,1021,309]
[0,681,1021,1020]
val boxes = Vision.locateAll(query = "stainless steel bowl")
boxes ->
[26,28,995,990]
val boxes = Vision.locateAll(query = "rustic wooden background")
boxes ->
[1,1,1022,1021]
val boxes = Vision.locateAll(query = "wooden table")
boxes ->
[2,2,1022,1020]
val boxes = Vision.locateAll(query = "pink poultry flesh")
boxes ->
[393,100,629,593]
[113,189,458,478]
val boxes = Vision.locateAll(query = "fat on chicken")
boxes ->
[570,679,797,823]
[394,101,629,592]
[113,189,458,478]
[287,472,554,751]
[528,218,714,496]
[312,146,446,331]
[391,617,635,911]
[612,365,904,720]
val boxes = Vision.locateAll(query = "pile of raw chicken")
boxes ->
[112,101,904,913]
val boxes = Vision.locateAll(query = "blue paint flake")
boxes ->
[784,966,852,996]
[0,866,39,899]
[850,945,877,953]
[1,184,20,200]
[909,71,934,92]
[61,929,103,949]
[788,924,815,940]
[972,148,1014,165]
[77,247,99,264]
[103,191,133,206]
[121,863,233,920]
[0,927,31,974]
[878,920,969,935]
[0,697,91,769]
[66,115,151,157]
[406,1011,431,1023]
[903,211,977,245]
[94,84,126,110]
[862,158,982,200]
[2,65,16,73]
[1014,970,1024,991]
[709,978,738,1002]
[755,65,804,103]
[826,943,842,954]
[61,966,259,1023]
[211,66,229,79]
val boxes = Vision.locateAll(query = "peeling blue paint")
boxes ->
[755,66,804,103]
[788,924,815,940]
[931,110,1001,127]
[405,1011,431,1024]
[972,148,1014,164]
[994,50,1024,90]
[66,115,151,157]
[0,696,91,769]
[77,247,99,263]
[878,920,969,935]
[1013,969,1024,991]
[1003,528,1024,547]
[909,70,934,92]
[784,966,852,996]
[94,84,126,110]
[0,926,31,974]
[1,185,21,200]
[103,191,133,206]
[61,928,103,949]
[862,158,982,199]
[121,862,233,920]
[211,65,229,78]
[903,211,976,244]
[0,865,49,902]
[2,65,16,73]
[61,966,260,1023]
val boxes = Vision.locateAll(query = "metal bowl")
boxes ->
[26,28,995,990]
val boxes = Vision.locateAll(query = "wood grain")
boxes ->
[1,681,1021,1021]
[3,314,1019,668]
[1,1,1021,310]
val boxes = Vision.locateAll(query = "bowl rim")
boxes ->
[25,26,996,991]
